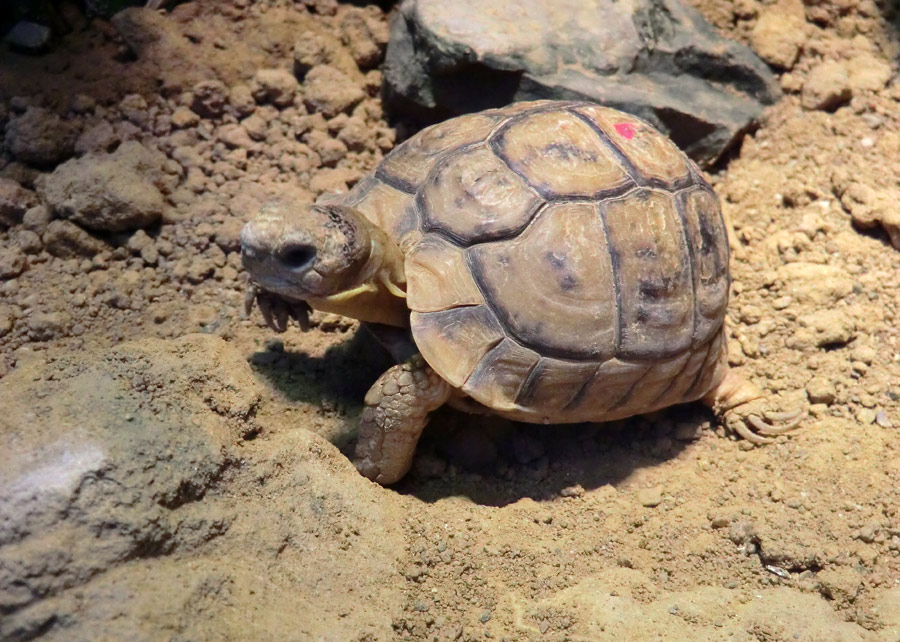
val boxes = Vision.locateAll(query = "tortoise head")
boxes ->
[240,200,374,301]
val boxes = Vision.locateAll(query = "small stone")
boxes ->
[805,376,835,405]
[22,205,53,231]
[749,0,806,69]
[74,121,121,155]
[875,410,893,428]
[0,247,26,279]
[802,61,851,111]
[192,80,229,118]
[26,312,67,341]
[845,52,891,93]
[69,93,96,114]
[850,345,876,365]
[0,309,13,337]
[43,220,109,258]
[5,107,79,167]
[0,177,38,227]
[119,94,149,127]
[710,515,730,529]
[336,116,373,151]
[5,21,51,52]
[217,124,255,150]
[171,106,200,129]
[479,610,492,623]
[739,304,763,325]
[302,65,365,118]
[241,114,268,141]
[339,8,388,69]
[560,485,584,498]
[637,486,663,508]
[15,230,42,254]
[856,408,876,425]
[816,566,862,604]
[674,422,702,441]
[857,525,877,543]
[771,295,792,310]
[305,129,347,166]
[251,69,300,108]
[229,84,256,117]
[795,310,855,349]
[308,167,358,195]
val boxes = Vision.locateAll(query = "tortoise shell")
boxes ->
[341,100,730,423]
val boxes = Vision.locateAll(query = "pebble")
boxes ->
[251,69,299,107]
[0,177,38,226]
[302,65,365,117]
[5,106,78,167]
[0,310,13,337]
[26,312,67,341]
[748,0,805,69]
[875,410,893,428]
[5,21,51,52]
[636,486,663,508]
[0,247,27,279]
[805,376,836,405]
[191,80,229,118]
[802,61,851,111]
[560,485,584,498]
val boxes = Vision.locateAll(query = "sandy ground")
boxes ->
[1,0,900,640]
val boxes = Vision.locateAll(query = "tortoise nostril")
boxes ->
[279,244,317,269]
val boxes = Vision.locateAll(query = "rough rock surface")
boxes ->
[0,335,403,641]
[383,0,781,163]
[38,141,169,232]
[4,107,79,168]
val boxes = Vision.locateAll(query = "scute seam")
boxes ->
[561,362,603,411]
[487,105,640,201]
[607,362,654,411]
[568,106,697,192]
[417,143,546,248]
[683,331,725,401]
[648,340,709,408]
[374,165,418,194]
[513,356,547,407]
[595,199,624,356]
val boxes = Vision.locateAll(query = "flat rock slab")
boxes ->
[383,0,781,164]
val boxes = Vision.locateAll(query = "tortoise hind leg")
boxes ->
[701,368,805,444]
[355,355,452,485]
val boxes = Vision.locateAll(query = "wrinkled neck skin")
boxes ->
[306,226,409,328]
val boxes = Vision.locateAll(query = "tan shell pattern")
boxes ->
[344,100,729,422]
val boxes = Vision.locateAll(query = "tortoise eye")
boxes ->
[279,244,317,270]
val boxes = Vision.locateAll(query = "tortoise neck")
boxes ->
[307,228,409,328]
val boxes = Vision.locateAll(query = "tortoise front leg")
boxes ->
[354,355,451,485]
[702,368,805,444]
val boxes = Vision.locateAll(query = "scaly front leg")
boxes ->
[355,355,451,485]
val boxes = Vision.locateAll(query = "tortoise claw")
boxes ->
[725,402,806,445]
[244,282,311,333]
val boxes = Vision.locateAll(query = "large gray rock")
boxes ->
[383,0,781,164]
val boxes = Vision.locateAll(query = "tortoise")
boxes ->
[241,100,803,485]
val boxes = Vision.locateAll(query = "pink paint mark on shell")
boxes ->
[613,122,637,140]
